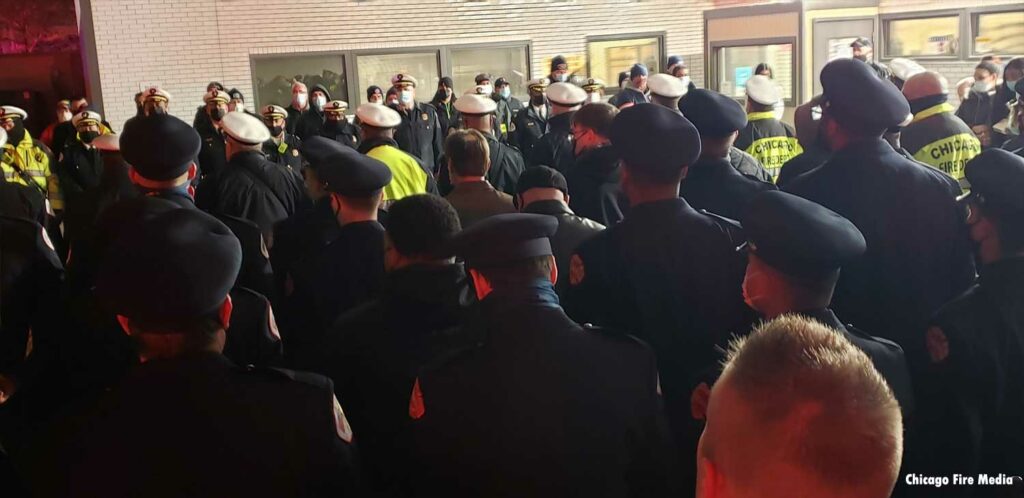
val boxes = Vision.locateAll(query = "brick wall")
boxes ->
[90,0,714,131]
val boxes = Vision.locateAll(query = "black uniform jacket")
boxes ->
[195,150,308,245]
[798,308,914,417]
[914,257,1024,488]
[32,352,359,498]
[412,282,682,497]
[0,180,45,223]
[522,200,604,296]
[729,146,773,183]
[393,102,444,174]
[566,145,629,227]
[320,121,361,150]
[262,133,304,175]
[432,99,459,137]
[784,138,976,362]
[55,141,103,204]
[680,155,777,221]
[512,103,549,160]
[196,124,227,180]
[776,143,829,188]
[320,263,474,496]
[285,220,386,369]
[529,111,575,173]
[0,216,63,377]
[566,197,754,462]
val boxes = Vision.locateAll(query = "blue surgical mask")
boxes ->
[499,88,511,99]
[400,90,413,104]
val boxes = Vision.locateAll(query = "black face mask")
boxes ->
[80,130,100,144]
[269,125,284,136]
[908,94,949,116]
[325,120,342,132]
[210,108,225,121]
[531,95,545,106]
[7,120,25,144]
[151,106,167,116]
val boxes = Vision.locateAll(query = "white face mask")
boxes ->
[586,92,601,103]
[231,102,245,113]
[972,80,994,94]
[480,84,494,96]
[679,76,691,88]
[555,74,568,83]
[58,111,72,122]
[294,93,308,108]
[312,95,327,109]
[400,90,414,104]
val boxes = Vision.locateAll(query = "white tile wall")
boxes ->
[90,0,714,131]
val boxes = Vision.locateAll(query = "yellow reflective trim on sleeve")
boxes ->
[745,137,803,181]
[911,132,981,181]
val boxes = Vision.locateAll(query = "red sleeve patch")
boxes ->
[409,378,425,420]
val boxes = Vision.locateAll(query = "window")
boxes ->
[450,45,530,99]
[587,36,662,95]
[355,52,439,106]
[972,10,1024,56]
[251,53,347,110]
[715,43,794,103]
[884,15,960,57]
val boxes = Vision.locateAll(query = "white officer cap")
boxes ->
[144,86,172,103]
[648,74,686,98]
[391,73,418,87]
[463,85,492,96]
[356,103,402,128]
[581,78,606,92]
[203,89,231,104]
[0,106,28,121]
[455,93,497,115]
[72,110,102,128]
[92,133,120,152]
[528,78,550,92]
[221,111,271,145]
[0,128,6,148]
[745,75,781,105]
[261,105,288,119]
[546,82,587,106]
[890,58,926,82]
[324,100,349,114]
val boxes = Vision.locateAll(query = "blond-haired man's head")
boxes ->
[697,315,903,498]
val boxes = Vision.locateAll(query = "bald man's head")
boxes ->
[903,71,949,101]
[697,315,903,498]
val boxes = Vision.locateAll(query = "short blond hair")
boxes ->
[719,315,903,497]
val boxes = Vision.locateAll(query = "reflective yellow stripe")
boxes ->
[911,103,955,124]
[367,145,429,201]
[911,132,981,181]
[745,136,803,181]
[746,111,776,122]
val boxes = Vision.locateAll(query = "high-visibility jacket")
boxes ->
[901,103,981,190]
[364,139,434,202]
[734,111,803,182]
[1,131,61,210]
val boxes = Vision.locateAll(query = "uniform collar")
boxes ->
[480,279,560,310]
[523,199,573,216]
[357,136,399,154]
[746,111,776,122]
[911,103,955,123]
[794,308,845,330]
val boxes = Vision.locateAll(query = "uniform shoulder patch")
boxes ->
[926,326,950,364]
[409,378,425,420]
[569,253,586,286]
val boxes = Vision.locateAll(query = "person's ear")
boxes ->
[218,295,234,329]
[548,254,558,285]
[187,163,198,181]
[515,194,524,211]
[468,268,492,300]
[116,315,132,336]
[128,168,141,184]
[563,192,570,205]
